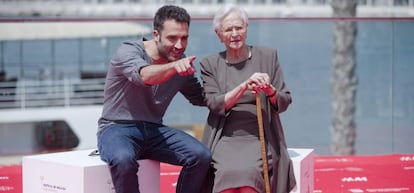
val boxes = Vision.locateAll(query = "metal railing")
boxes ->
[0,0,413,6]
[0,78,105,109]
[0,0,412,18]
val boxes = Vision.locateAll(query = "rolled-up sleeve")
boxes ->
[110,41,150,87]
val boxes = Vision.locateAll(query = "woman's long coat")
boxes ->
[200,46,296,193]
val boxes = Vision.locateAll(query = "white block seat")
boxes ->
[288,148,315,193]
[22,149,160,193]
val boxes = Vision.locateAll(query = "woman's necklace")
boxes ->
[152,84,159,96]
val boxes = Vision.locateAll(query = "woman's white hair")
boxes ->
[212,4,249,31]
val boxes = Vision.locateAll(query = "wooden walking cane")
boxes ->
[256,93,271,193]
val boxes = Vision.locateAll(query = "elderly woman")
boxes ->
[200,5,296,193]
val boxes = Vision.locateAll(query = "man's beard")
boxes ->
[157,37,183,62]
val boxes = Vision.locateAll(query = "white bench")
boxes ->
[288,148,314,193]
[22,149,160,193]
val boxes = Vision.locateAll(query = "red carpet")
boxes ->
[0,165,21,193]
[1,154,413,193]
[313,154,414,193]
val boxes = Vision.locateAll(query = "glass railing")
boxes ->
[0,17,413,155]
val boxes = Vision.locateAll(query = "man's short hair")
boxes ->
[153,5,191,32]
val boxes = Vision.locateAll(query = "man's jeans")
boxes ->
[97,122,211,193]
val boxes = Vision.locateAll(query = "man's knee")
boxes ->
[109,150,138,166]
[195,143,212,164]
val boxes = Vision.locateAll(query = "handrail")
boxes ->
[0,78,105,109]
[0,0,412,18]
[0,0,412,6]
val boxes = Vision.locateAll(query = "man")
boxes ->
[97,5,211,193]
